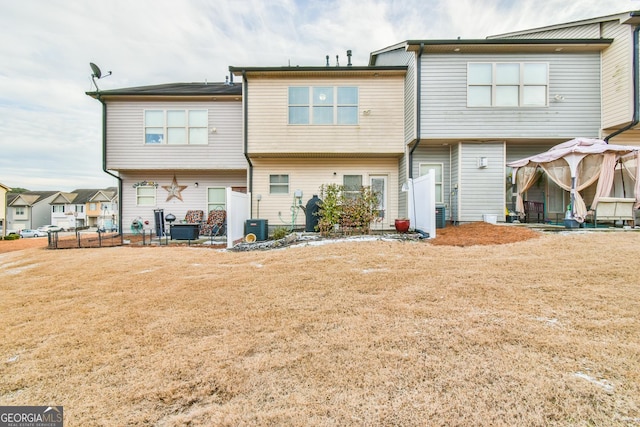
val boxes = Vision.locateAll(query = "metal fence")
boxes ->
[47,231,123,249]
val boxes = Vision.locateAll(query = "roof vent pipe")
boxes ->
[326,55,330,67]
[336,55,339,66]
[347,50,352,66]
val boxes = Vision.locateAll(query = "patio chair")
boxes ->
[184,209,204,225]
[201,208,227,238]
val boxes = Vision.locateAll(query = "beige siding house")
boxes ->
[230,66,407,230]
[88,83,246,231]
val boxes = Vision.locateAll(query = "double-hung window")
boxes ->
[288,87,358,125]
[343,175,363,200]
[419,163,444,204]
[269,175,289,194]
[145,109,208,144]
[136,186,156,206]
[467,63,548,107]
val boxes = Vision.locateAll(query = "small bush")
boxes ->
[4,234,20,240]
[317,183,379,236]
[272,227,289,240]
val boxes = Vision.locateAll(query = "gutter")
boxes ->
[604,24,640,142]
[408,42,425,179]
[241,71,253,207]
[96,94,123,234]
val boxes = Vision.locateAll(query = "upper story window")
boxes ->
[14,207,26,217]
[467,63,548,107]
[288,87,358,125]
[52,205,65,213]
[144,109,208,144]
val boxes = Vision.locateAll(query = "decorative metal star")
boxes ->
[162,175,187,202]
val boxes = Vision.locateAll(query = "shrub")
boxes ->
[316,183,379,236]
[272,227,289,240]
[4,234,20,240]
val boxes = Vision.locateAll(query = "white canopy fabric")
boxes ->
[507,138,640,221]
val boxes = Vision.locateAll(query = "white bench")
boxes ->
[594,197,636,226]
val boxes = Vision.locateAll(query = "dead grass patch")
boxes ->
[1,228,639,425]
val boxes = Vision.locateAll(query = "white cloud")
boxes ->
[0,0,636,191]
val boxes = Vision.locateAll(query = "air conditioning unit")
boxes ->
[435,206,446,229]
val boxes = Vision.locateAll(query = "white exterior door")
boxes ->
[370,175,387,220]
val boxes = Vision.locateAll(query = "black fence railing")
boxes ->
[47,231,123,249]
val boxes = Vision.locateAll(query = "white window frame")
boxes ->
[269,175,290,194]
[144,109,208,145]
[52,205,65,213]
[136,185,156,206]
[467,62,548,107]
[207,187,226,212]
[288,86,359,125]
[343,175,363,200]
[419,163,444,204]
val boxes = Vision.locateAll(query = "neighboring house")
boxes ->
[49,188,119,230]
[50,191,85,230]
[87,83,245,232]
[87,187,118,230]
[0,183,10,236]
[371,30,613,223]
[6,191,58,231]
[229,62,407,230]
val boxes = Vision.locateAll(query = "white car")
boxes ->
[37,225,64,233]
[20,229,47,238]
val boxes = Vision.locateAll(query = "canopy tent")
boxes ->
[507,138,640,222]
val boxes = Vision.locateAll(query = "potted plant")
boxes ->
[394,218,410,233]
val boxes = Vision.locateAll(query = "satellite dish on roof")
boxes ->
[89,62,112,91]
[90,62,102,79]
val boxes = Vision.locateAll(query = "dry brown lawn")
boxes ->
[1,224,639,426]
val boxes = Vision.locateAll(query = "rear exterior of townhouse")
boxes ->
[88,11,639,232]
[229,66,407,231]
[87,83,246,233]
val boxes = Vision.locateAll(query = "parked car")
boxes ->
[37,225,64,233]
[20,229,47,238]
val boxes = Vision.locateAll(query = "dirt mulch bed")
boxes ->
[430,222,541,246]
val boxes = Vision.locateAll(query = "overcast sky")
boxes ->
[0,0,637,192]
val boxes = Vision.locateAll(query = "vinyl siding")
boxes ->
[106,100,244,170]
[450,144,460,223]
[120,170,246,230]
[246,77,405,155]
[602,128,640,145]
[251,158,399,229]
[459,142,505,222]
[602,21,633,129]
[495,23,603,39]
[411,144,452,210]
[368,48,416,217]
[421,53,601,138]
